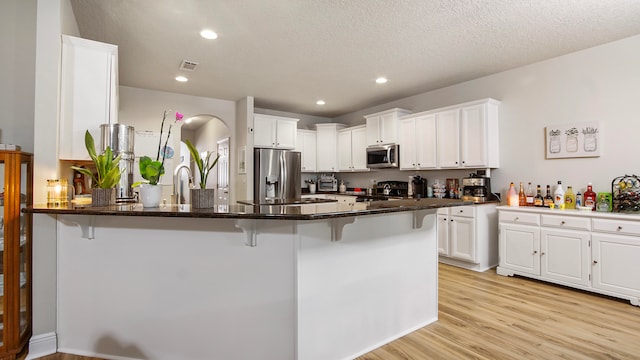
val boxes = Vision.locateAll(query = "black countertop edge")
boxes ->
[23,199,473,221]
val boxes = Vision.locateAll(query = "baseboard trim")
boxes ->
[26,332,57,360]
[56,347,143,360]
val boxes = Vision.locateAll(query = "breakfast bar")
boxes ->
[25,199,469,360]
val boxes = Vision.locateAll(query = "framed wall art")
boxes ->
[238,146,246,174]
[545,121,600,159]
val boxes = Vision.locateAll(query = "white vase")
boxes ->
[140,183,162,208]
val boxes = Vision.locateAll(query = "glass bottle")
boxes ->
[507,182,518,207]
[597,194,610,212]
[554,181,565,208]
[544,185,554,207]
[564,186,576,209]
[525,182,535,206]
[534,185,544,207]
[518,182,526,207]
[584,183,597,211]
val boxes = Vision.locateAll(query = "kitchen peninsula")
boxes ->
[25,198,469,360]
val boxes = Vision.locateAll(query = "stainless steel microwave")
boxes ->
[366,144,399,168]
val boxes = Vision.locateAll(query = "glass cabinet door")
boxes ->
[0,151,33,358]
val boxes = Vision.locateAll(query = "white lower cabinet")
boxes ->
[497,206,640,306]
[437,203,498,271]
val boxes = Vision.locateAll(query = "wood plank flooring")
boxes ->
[22,264,640,360]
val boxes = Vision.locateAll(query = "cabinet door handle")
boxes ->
[442,218,447,221]
[515,217,519,221]
[533,250,538,255]
[617,226,623,231]
[593,260,598,264]
[541,252,545,256]
[561,221,566,225]
[459,209,464,213]
[450,219,454,222]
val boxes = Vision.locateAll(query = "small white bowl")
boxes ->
[577,206,592,211]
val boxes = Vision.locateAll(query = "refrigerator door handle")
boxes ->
[280,152,287,198]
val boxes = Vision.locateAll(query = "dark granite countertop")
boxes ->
[24,198,472,220]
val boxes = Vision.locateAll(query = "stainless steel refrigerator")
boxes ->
[254,148,301,204]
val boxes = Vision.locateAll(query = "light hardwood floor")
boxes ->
[23,264,640,360]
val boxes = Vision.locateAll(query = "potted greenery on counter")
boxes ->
[184,139,220,208]
[71,130,121,206]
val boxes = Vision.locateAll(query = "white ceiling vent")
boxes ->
[179,60,199,71]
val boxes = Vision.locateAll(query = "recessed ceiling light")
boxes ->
[175,76,188,82]
[200,29,218,40]
[375,77,388,84]
[316,100,326,105]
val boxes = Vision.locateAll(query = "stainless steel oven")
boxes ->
[366,144,399,168]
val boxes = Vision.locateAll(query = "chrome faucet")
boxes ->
[173,164,193,204]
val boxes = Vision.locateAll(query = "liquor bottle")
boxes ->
[507,182,518,207]
[544,185,554,207]
[597,194,610,212]
[518,182,526,207]
[564,186,576,209]
[576,191,582,207]
[554,181,565,208]
[525,182,535,206]
[534,185,544,207]
[584,183,597,211]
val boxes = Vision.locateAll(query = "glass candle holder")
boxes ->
[47,179,69,207]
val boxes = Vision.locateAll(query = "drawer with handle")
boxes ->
[541,214,590,231]
[499,211,540,225]
[592,218,640,237]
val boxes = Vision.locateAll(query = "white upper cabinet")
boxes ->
[337,125,368,172]
[400,98,500,170]
[400,114,437,170]
[253,114,298,149]
[296,130,317,172]
[436,109,461,168]
[59,35,118,160]
[315,123,346,172]
[365,108,411,146]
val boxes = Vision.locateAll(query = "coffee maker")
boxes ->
[461,172,493,203]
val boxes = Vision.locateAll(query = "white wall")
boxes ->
[192,117,229,188]
[0,0,36,149]
[332,34,640,198]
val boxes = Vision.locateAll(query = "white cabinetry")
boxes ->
[296,130,316,172]
[337,125,368,172]
[459,102,500,168]
[59,35,118,160]
[435,109,461,168]
[315,124,345,172]
[437,203,498,271]
[497,207,640,306]
[365,108,411,146]
[253,114,298,149]
[399,114,437,170]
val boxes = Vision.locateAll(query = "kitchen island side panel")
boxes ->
[55,215,297,360]
[296,211,439,360]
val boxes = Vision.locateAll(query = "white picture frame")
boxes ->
[545,121,600,159]
[238,146,246,174]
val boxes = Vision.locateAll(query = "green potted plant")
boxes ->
[71,130,122,206]
[184,139,220,208]
[134,110,183,207]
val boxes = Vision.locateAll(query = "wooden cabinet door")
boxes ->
[499,223,540,275]
[415,114,437,169]
[540,228,591,287]
[337,130,352,171]
[276,119,297,149]
[436,109,460,168]
[460,104,487,167]
[254,116,276,147]
[399,118,416,170]
[437,213,450,256]
[350,126,368,171]
[592,233,640,299]
[450,216,477,263]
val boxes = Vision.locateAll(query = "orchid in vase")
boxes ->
[135,110,183,186]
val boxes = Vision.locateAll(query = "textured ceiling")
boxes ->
[70,0,640,117]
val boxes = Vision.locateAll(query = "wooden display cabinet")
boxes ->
[0,151,32,359]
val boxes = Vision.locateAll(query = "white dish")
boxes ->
[577,206,592,211]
